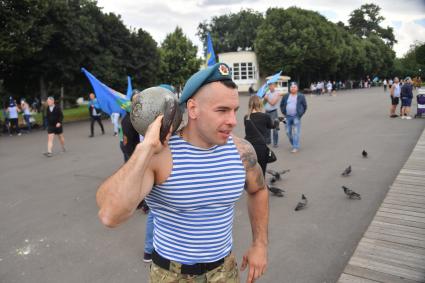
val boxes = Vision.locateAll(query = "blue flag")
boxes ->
[206,33,216,66]
[81,68,130,116]
[267,70,282,85]
[126,76,133,100]
[256,70,282,97]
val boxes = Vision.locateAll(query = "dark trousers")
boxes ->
[253,144,268,176]
[9,118,20,134]
[90,116,104,135]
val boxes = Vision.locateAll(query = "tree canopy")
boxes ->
[158,27,202,92]
[348,3,396,46]
[0,0,199,104]
[197,9,264,55]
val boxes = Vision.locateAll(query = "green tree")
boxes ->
[255,7,341,86]
[348,3,396,46]
[0,0,160,104]
[197,9,264,54]
[159,27,202,91]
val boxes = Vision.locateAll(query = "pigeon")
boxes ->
[362,150,368,158]
[294,194,308,211]
[278,116,286,124]
[342,186,361,199]
[266,169,290,181]
[268,186,285,197]
[341,165,351,176]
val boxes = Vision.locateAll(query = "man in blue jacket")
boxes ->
[88,93,105,137]
[280,82,307,153]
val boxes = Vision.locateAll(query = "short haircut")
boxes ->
[219,80,238,90]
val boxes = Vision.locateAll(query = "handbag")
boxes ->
[247,114,277,163]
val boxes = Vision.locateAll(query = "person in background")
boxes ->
[400,77,414,119]
[88,93,105,137]
[389,77,401,118]
[263,82,281,148]
[280,82,307,153]
[20,98,32,132]
[110,112,120,136]
[7,97,21,136]
[244,95,274,176]
[44,96,65,157]
[2,102,11,135]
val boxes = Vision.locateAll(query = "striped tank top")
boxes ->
[145,135,245,264]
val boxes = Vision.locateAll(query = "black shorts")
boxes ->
[390,96,399,105]
[47,126,63,135]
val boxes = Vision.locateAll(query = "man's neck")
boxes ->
[180,123,216,149]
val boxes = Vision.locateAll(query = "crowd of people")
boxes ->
[386,76,416,119]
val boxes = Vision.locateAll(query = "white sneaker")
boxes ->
[401,116,406,119]
[405,116,412,120]
[291,149,298,153]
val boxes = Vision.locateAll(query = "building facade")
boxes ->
[218,51,260,93]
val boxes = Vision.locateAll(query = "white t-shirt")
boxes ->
[8,106,18,119]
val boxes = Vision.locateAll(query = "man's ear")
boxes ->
[187,99,199,119]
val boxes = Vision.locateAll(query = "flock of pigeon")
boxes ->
[266,150,368,211]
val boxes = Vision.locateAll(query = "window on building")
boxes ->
[232,62,255,80]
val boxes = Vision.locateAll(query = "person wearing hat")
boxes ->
[400,77,414,119]
[7,97,21,136]
[96,63,269,283]
[280,82,307,153]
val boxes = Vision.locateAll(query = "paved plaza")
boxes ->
[1,87,424,283]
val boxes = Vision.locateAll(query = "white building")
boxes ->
[218,51,260,92]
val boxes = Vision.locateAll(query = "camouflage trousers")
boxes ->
[149,253,240,283]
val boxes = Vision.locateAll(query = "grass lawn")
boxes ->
[1,105,90,126]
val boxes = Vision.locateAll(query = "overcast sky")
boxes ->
[97,0,425,58]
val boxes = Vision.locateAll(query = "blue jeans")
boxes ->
[265,110,279,146]
[285,116,301,149]
[144,211,154,254]
[24,114,31,131]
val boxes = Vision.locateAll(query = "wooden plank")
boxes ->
[384,197,425,208]
[385,194,425,205]
[381,203,425,214]
[389,188,425,199]
[360,237,425,257]
[381,201,425,212]
[350,256,425,282]
[338,273,381,283]
[387,190,425,198]
[394,178,425,187]
[400,168,425,176]
[364,231,425,249]
[379,207,425,220]
[368,226,425,243]
[376,211,425,224]
[343,264,422,283]
[371,220,425,236]
[353,248,425,272]
[390,185,425,193]
[374,215,425,229]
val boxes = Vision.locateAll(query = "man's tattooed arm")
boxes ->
[233,135,267,193]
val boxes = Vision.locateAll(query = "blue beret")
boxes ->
[179,63,232,105]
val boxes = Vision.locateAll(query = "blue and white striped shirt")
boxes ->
[145,135,245,264]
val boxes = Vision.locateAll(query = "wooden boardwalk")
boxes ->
[338,128,425,283]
